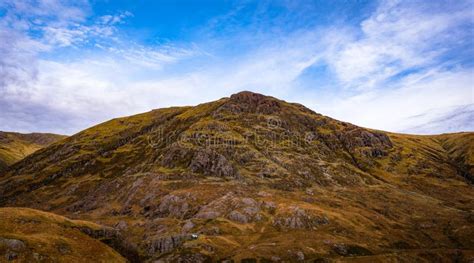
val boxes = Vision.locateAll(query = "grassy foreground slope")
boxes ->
[0,207,127,262]
[0,92,473,262]
[0,132,66,172]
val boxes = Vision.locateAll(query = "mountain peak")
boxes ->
[230,90,268,100]
[228,91,281,114]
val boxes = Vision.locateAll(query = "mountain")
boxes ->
[1,91,473,262]
[0,131,67,172]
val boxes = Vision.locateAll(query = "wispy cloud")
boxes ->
[403,104,474,134]
[322,0,473,90]
[99,11,133,26]
[305,0,474,132]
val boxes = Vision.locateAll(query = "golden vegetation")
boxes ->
[0,207,126,262]
[0,132,66,171]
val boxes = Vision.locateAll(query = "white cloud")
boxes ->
[311,68,473,132]
[324,0,473,90]
[107,44,203,70]
[99,11,133,25]
[403,104,474,134]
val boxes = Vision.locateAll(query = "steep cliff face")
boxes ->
[0,92,473,262]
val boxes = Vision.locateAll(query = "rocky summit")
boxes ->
[0,91,473,262]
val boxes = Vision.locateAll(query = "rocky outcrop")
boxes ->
[339,128,392,154]
[273,206,329,229]
[147,234,197,255]
[153,193,196,219]
[226,197,263,223]
[161,145,239,178]
[161,144,194,168]
[189,149,238,177]
[194,194,264,224]
[194,193,233,219]
[0,237,26,260]
[0,238,25,251]
[220,91,281,114]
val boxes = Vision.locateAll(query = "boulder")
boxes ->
[0,238,25,251]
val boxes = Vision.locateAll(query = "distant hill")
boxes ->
[0,91,473,262]
[0,131,67,172]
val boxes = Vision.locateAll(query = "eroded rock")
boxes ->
[147,234,194,254]
[189,149,238,177]
[0,238,25,251]
[156,194,193,219]
[227,211,249,223]
[273,206,329,229]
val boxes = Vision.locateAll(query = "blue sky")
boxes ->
[0,0,473,135]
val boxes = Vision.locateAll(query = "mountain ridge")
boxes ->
[0,91,473,262]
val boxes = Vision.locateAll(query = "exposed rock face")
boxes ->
[227,210,249,223]
[194,194,264,224]
[224,91,281,114]
[147,234,194,254]
[339,128,392,158]
[340,128,392,149]
[161,144,194,168]
[181,220,195,233]
[273,206,329,229]
[194,193,232,219]
[189,149,238,177]
[161,145,239,178]
[155,193,194,219]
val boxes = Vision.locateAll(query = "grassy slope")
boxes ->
[0,92,472,262]
[0,131,67,170]
[0,207,126,262]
